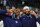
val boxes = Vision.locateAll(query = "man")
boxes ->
[0,9,15,27]
[0,8,22,27]
[15,9,20,19]
[12,9,22,27]
[0,4,15,27]
[20,6,40,27]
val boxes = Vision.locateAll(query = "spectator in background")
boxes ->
[12,6,15,9]
[38,11,40,16]
[20,8,23,17]
[37,11,40,16]
[35,8,38,14]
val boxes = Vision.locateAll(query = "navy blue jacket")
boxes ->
[20,14,40,27]
[37,16,40,24]
[0,10,22,27]
[0,10,15,27]
[13,18,22,27]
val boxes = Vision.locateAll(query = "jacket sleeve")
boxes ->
[0,10,7,20]
[0,10,7,14]
[36,16,40,24]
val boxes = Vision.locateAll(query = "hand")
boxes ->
[30,10,38,18]
[8,9,14,13]
[30,10,36,16]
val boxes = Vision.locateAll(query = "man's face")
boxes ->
[15,9,20,15]
[25,8,30,14]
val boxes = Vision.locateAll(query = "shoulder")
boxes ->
[20,15,26,18]
[31,14,35,17]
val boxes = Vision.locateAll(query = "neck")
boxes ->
[17,16,20,19]
[26,14,30,16]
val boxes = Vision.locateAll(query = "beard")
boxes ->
[15,14,18,18]
[26,13,30,16]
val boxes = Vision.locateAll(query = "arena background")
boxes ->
[0,0,40,10]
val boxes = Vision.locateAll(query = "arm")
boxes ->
[0,10,7,20]
[32,12,40,24]
[0,10,7,14]
[0,9,13,14]
[36,16,40,24]
[0,9,14,20]
[30,10,38,19]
